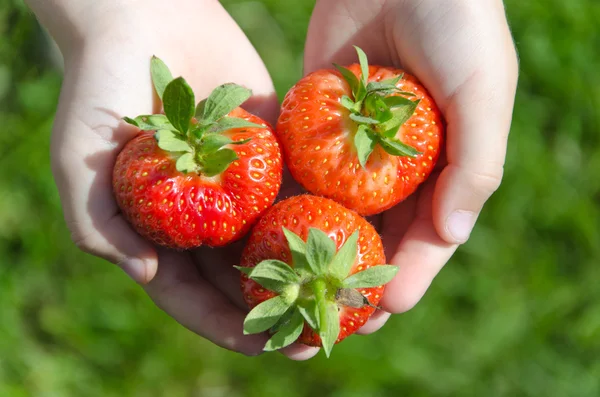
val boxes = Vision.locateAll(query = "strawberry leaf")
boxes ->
[263,308,304,351]
[320,301,340,358]
[208,117,263,134]
[328,231,359,281]
[282,227,310,276]
[235,266,253,276]
[268,307,294,334]
[234,260,299,294]
[150,56,173,100]
[124,114,177,132]
[201,134,234,153]
[175,152,198,174]
[349,113,380,125]
[354,45,370,88]
[198,148,238,177]
[334,64,360,98]
[334,64,366,102]
[202,83,252,123]
[379,137,421,157]
[364,94,393,123]
[190,123,211,140]
[163,77,195,133]
[342,265,399,289]
[298,299,320,330]
[366,76,401,93]
[155,130,193,153]
[379,99,420,139]
[384,95,418,110]
[340,95,357,112]
[195,99,207,118]
[354,125,377,169]
[306,228,336,275]
[243,295,292,335]
[377,99,419,139]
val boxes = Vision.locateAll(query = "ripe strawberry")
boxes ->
[277,46,443,216]
[236,195,398,357]
[113,57,282,249]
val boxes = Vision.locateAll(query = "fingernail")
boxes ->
[120,258,147,283]
[446,210,476,243]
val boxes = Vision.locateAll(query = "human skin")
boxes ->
[26,0,518,360]
[303,0,519,335]
[25,0,294,357]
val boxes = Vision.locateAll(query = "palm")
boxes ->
[305,0,517,312]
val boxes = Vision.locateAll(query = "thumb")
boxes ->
[433,69,518,244]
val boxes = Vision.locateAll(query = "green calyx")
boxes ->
[124,56,262,177]
[235,227,398,357]
[334,46,422,168]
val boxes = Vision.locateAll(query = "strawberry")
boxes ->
[113,57,282,249]
[236,195,398,357]
[276,46,443,216]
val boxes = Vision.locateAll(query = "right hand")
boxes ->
[304,0,518,321]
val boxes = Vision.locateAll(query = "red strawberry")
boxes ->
[236,195,398,357]
[277,46,443,216]
[113,57,282,249]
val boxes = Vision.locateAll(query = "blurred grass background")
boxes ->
[1,0,599,396]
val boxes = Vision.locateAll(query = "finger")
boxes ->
[192,240,249,310]
[54,125,158,283]
[145,248,268,356]
[279,344,320,361]
[381,192,418,258]
[153,2,280,125]
[303,0,393,74]
[390,1,519,245]
[51,52,159,283]
[356,310,391,335]
[381,176,458,313]
[242,93,280,128]
[432,65,518,244]
[70,211,158,284]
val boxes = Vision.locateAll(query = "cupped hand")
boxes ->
[31,0,310,357]
[304,0,519,329]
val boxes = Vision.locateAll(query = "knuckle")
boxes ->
[464,167,504,198]
[69,224,100,255]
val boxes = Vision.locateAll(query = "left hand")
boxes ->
[26,0,316,359]
[303,0,519,333]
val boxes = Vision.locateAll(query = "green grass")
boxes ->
[1,0,599,395]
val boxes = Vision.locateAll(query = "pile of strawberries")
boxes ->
[113,47,443,357]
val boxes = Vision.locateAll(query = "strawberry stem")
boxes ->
[312,277,338,357]
[312,278,328,322]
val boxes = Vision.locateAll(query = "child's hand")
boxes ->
[28,0,283,356]
[304,0,518,329]
[27,0,518,359]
